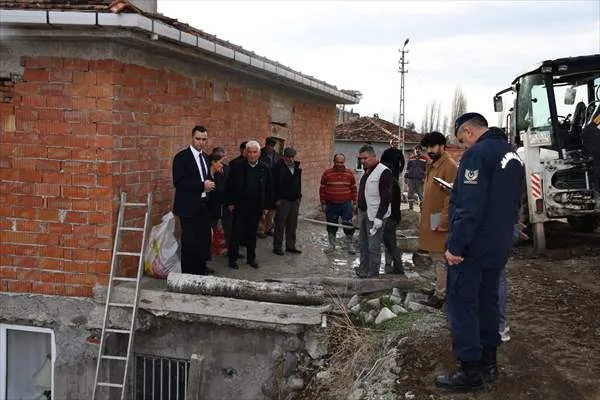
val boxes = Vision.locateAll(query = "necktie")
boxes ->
[199,152,208,180]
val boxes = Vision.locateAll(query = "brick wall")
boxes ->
[0,55,336,297]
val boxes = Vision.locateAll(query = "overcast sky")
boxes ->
[157,0,600,132]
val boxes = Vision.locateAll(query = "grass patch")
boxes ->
[372,312,424,332]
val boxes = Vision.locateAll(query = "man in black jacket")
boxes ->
[226,140,274,269]
[172,125,215,275]
[380,138,406,181]
[272,147,302,255]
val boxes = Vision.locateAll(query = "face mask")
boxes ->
[428,152,440,160]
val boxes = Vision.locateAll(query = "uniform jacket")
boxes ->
[419,151,457,253]
[380,147,405,180]
[405,155,427,181]
[272,160,302,201]
[208,164,229,220]
[226,159,274,211]
[172,147,210,218]
[447,129,524,267]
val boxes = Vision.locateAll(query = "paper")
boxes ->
[433,177,453,191]
[430,212,440,231]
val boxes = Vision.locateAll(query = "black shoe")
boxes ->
[273,249,285,256]
[248,260,260,269]
[436,361,483,392]
[286,248,302,254]
[205,267,215,275]
[421,295,445,309]
[229,263,239,269]
[481,348,499,383]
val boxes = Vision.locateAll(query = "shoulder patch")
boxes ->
[500,152,524,169]
[464,169,479,184]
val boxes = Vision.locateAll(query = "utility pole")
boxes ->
[398,38,409,200]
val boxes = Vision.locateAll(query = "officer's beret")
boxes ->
[454,112,488,135]
[420,131,447,147]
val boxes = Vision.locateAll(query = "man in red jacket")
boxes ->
[319,154,357,254]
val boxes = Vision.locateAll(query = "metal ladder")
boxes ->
[92,191,153,400]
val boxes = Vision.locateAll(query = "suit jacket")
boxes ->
[272,159,302,201]
[226,159,274,211]
[172,147,210,218]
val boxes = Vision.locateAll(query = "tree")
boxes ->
[449,87,468,130]
[421,101,442,133]
[405,121,416,131]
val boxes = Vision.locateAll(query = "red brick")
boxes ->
[7,280,33,293]
[89,212,111,225]
[39,109,67,121]
[13,82,41,96]
[96,249,113,262]
[5,244,39,256]
[38,209,59,221]
[89,59,122,72]
[65,110,90,123]
[89,110,113,123]
[72,97,97,110]
[95,136,113,148]
[71,174,96,186]
[15,108,38,121]
[72,199,96,211]
[64,211,87,224]
[31,282,57,295]
[17,268,42,280]
[48,223,72,234]
[45,95,72,108]
[13,256,39,267]
[40,83,67,96]
[41,121,71,135]
[42,171,71,184]
[0,267,17,279]
[13,195,44,208]
[39,246,63,258]
[47,197,71,209]
[47,147,72,159]
[16,220,44,232]
[64,285,93,297]
[62,186,89,199]
[96,224,112,238]
[11,207,37,219]
[20,95,45,108]
[37,233,60,246]
[89,186,112,198]
[49,69,73,82]
[34,182,61,197]
[24,69,50,82]
[70,123,96,135]
[64,58,89,71]
[71,148,96,161]
[96,98,112,111]
[36,159,61,171]
[72,223,96,236]
[87,262,109,274]
[39,133,67,146]
[95,71,114,85]
[73,71,97,85]
[24,57,64,70]
[63,261,88,273]
[71,248,96,261]
[11,158,37,169]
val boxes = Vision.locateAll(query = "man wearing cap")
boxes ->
[354,145,393,278]
[272,147,302,255]
[436,113,524,391]
[258,137,281,238]
[417,132,457,309]
[405,145,428,210]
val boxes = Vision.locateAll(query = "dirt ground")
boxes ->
[393,225,600,400]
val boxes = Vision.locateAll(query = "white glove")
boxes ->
[369,218,383,236]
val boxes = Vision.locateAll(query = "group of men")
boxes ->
[173,128,303,274]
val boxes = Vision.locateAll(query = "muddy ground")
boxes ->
[392,224,600,400]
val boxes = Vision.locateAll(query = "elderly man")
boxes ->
[226,140,274,270]
[405,145,427,210]
[272,147,302,255]
[319,153,357,254]
[436,113,524,391]
[172,125,215,275]
[417,132,457,309]
[354,145,393,278]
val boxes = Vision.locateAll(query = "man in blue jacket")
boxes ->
[436,113,524,391]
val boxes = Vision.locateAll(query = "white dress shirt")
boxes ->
[189,145,209,198]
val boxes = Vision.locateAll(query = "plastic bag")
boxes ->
[211,223,227,257]
[144,212,181,279]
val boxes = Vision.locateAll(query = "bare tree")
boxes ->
[449,87,468,130]
[441,115,449,136]
[405,121,416,131]
[421,101,442,133]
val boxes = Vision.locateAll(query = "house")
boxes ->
[334,115,422,172]
[0,0,360,398]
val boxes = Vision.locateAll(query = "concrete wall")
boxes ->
[0,36,338,296]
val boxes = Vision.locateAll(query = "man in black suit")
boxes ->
[226,140,274,269]
[172,125,215,275]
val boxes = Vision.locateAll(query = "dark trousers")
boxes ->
[229,205,261,265]
[179,203,211,275]
[447,262,503,361]
[274,199,300,251]
[383,218,403,273]
[325,201,355,236]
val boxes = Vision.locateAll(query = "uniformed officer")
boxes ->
[436,113,524,391]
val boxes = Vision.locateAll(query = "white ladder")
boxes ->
[92,191,152,400]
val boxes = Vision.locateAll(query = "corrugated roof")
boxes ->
[335,116,422,144]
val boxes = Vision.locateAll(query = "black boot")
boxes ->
[436,360,483,392]
[481,347,499,383]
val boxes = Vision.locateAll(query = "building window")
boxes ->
[0,324,55,400]
[134,354,190,400]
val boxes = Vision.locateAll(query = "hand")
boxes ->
[275,200,281,207]
[228,205,235,213]
[372,218,383,230]
[204,179,215,192]
[445,250,464,266]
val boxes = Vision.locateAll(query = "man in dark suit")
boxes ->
[226,140,274,269]
[172,125,215,275]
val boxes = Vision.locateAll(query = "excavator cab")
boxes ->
[493,54,600,250]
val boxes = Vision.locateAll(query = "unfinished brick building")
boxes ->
[0,1,359,398]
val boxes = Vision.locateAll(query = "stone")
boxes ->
[369,309,378,319]
[304,330,328,359]
[347,388,365,400]
[283,352,298,378]
[347,294,361,309]
[389,295,403,305]
[391,305,408,314]
[392,288,402,297]
[316,370,331,381]
[363,312,375,324]
[412,252,432,268]
[375,307,397,325]
[404,292,429,306]
[366,298,381,308]
[286,376,305,391]
[405,391,416,399]
[350,304,361,315]
[406,301,438,313]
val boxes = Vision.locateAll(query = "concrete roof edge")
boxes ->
[0,9,360,104]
